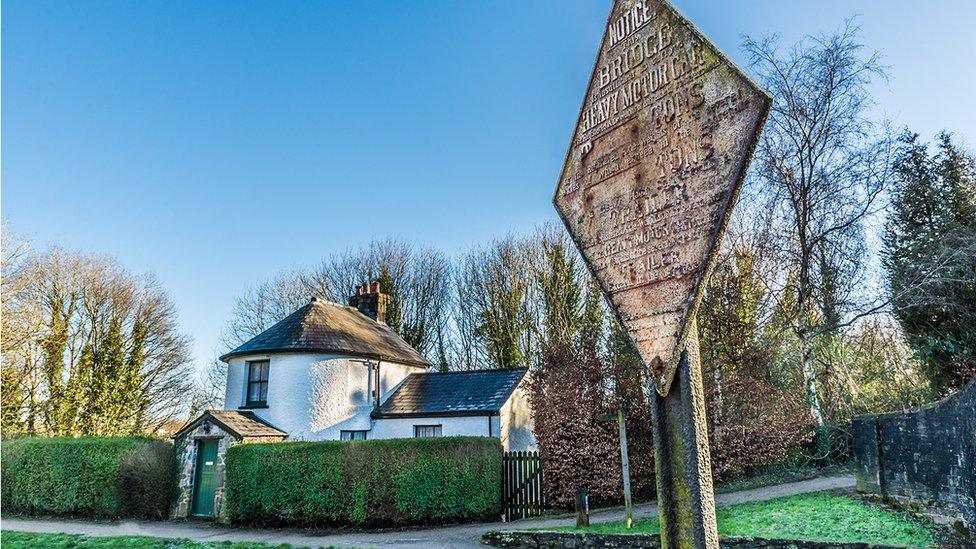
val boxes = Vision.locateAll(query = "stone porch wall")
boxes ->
[172,424,237,522]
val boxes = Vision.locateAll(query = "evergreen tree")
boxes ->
[579,278,603,347]
[884,131,976,395]
[41,296,71,434]
[126,317,148,433]
[97,317,127,434]
[375,267,403,335]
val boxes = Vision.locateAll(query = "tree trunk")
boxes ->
[799,330,825,426]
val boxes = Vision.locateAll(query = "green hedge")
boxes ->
[226,436,501,526]
[1,437,177,519]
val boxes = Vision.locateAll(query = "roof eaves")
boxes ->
[234,410,289,436]
[219,347,430,366]
[371,409,498,419]
[171,410,288,440]
[171,410,244,441]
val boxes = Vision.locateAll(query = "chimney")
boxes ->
[349,281,389,324]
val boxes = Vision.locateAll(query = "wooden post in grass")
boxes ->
[575,486,590,527]
[617,407,634,529]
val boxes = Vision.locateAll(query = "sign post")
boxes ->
[650,321,718,546]
[553,1,770,546]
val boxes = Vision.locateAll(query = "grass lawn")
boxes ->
[0,531,329,549]
[538,492,938,548]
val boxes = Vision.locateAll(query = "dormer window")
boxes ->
[245,360,269,408]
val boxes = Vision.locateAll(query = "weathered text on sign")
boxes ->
[554,0,770,395]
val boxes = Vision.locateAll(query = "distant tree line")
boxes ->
[1,235,194,437]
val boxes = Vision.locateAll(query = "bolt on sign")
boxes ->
[554,0,771,396]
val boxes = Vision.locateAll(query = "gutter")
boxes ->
[371,410,499,420]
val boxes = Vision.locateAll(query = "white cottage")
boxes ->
[173,282,536,519]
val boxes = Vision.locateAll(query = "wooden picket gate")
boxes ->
[502,450,545,521]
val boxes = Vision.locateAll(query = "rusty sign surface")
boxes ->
[554,0,770,395]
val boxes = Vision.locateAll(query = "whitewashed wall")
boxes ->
[499,377,537,451]
[370,415,493,440]
[223,353,536,448]
[224,353,420,440]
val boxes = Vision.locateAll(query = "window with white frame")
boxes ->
[413,424,442,438]
[340,430,368,441]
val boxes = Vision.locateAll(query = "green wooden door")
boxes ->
[192,440,219,517]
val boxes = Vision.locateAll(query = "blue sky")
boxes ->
[4,1,975,376]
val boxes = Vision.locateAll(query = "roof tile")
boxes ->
[375,368,528,417]
[220,298,429,366]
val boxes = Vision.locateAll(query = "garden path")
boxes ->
[1,474,854,548]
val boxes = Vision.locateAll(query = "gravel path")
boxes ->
[1,474,854,549]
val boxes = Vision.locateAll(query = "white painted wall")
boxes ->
[223,352,537,448]
[370,415,493,440]
[499,376,537,451]
[223,352,421,441]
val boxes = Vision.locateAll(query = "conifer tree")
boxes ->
[97,317,127,434]
[884,131,976,394]
[375,267,403,334]
[126,317,148,433]
[41,296,71,434]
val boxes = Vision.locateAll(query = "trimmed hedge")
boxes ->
[226,436,502,526]
[1,437,177,519]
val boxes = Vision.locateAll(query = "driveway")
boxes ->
[1,475,854,549]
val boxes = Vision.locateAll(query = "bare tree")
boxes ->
[451,236,537,370]
[222,269,318,350]
[313,238,451,362]
[217,238,451,372]
[1,243,194,435]
[2,229,44,435]
[743,21,893,424]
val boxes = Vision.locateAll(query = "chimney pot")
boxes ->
[349,280,389,324]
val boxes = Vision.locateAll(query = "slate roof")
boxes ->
[219,297,430,367]
[172,410,288,440]
[374,368,528,418]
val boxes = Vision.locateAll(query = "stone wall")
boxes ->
[852,380,975,532]
[172,423,237,522]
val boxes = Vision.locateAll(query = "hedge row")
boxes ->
[226,436,502,526]
[1,437,177,519]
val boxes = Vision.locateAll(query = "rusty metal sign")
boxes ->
[554,0,770,396]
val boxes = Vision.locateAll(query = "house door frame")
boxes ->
[191,438,220,518]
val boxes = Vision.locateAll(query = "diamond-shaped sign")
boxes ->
[554,0,771,395]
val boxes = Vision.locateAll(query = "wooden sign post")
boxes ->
[553,1,770,546]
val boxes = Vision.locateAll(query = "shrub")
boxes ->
[707,375,816,481]
[529,339,655,509]
[225,436,501,526]
[117,440,179,519]
[0,437,177,518]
